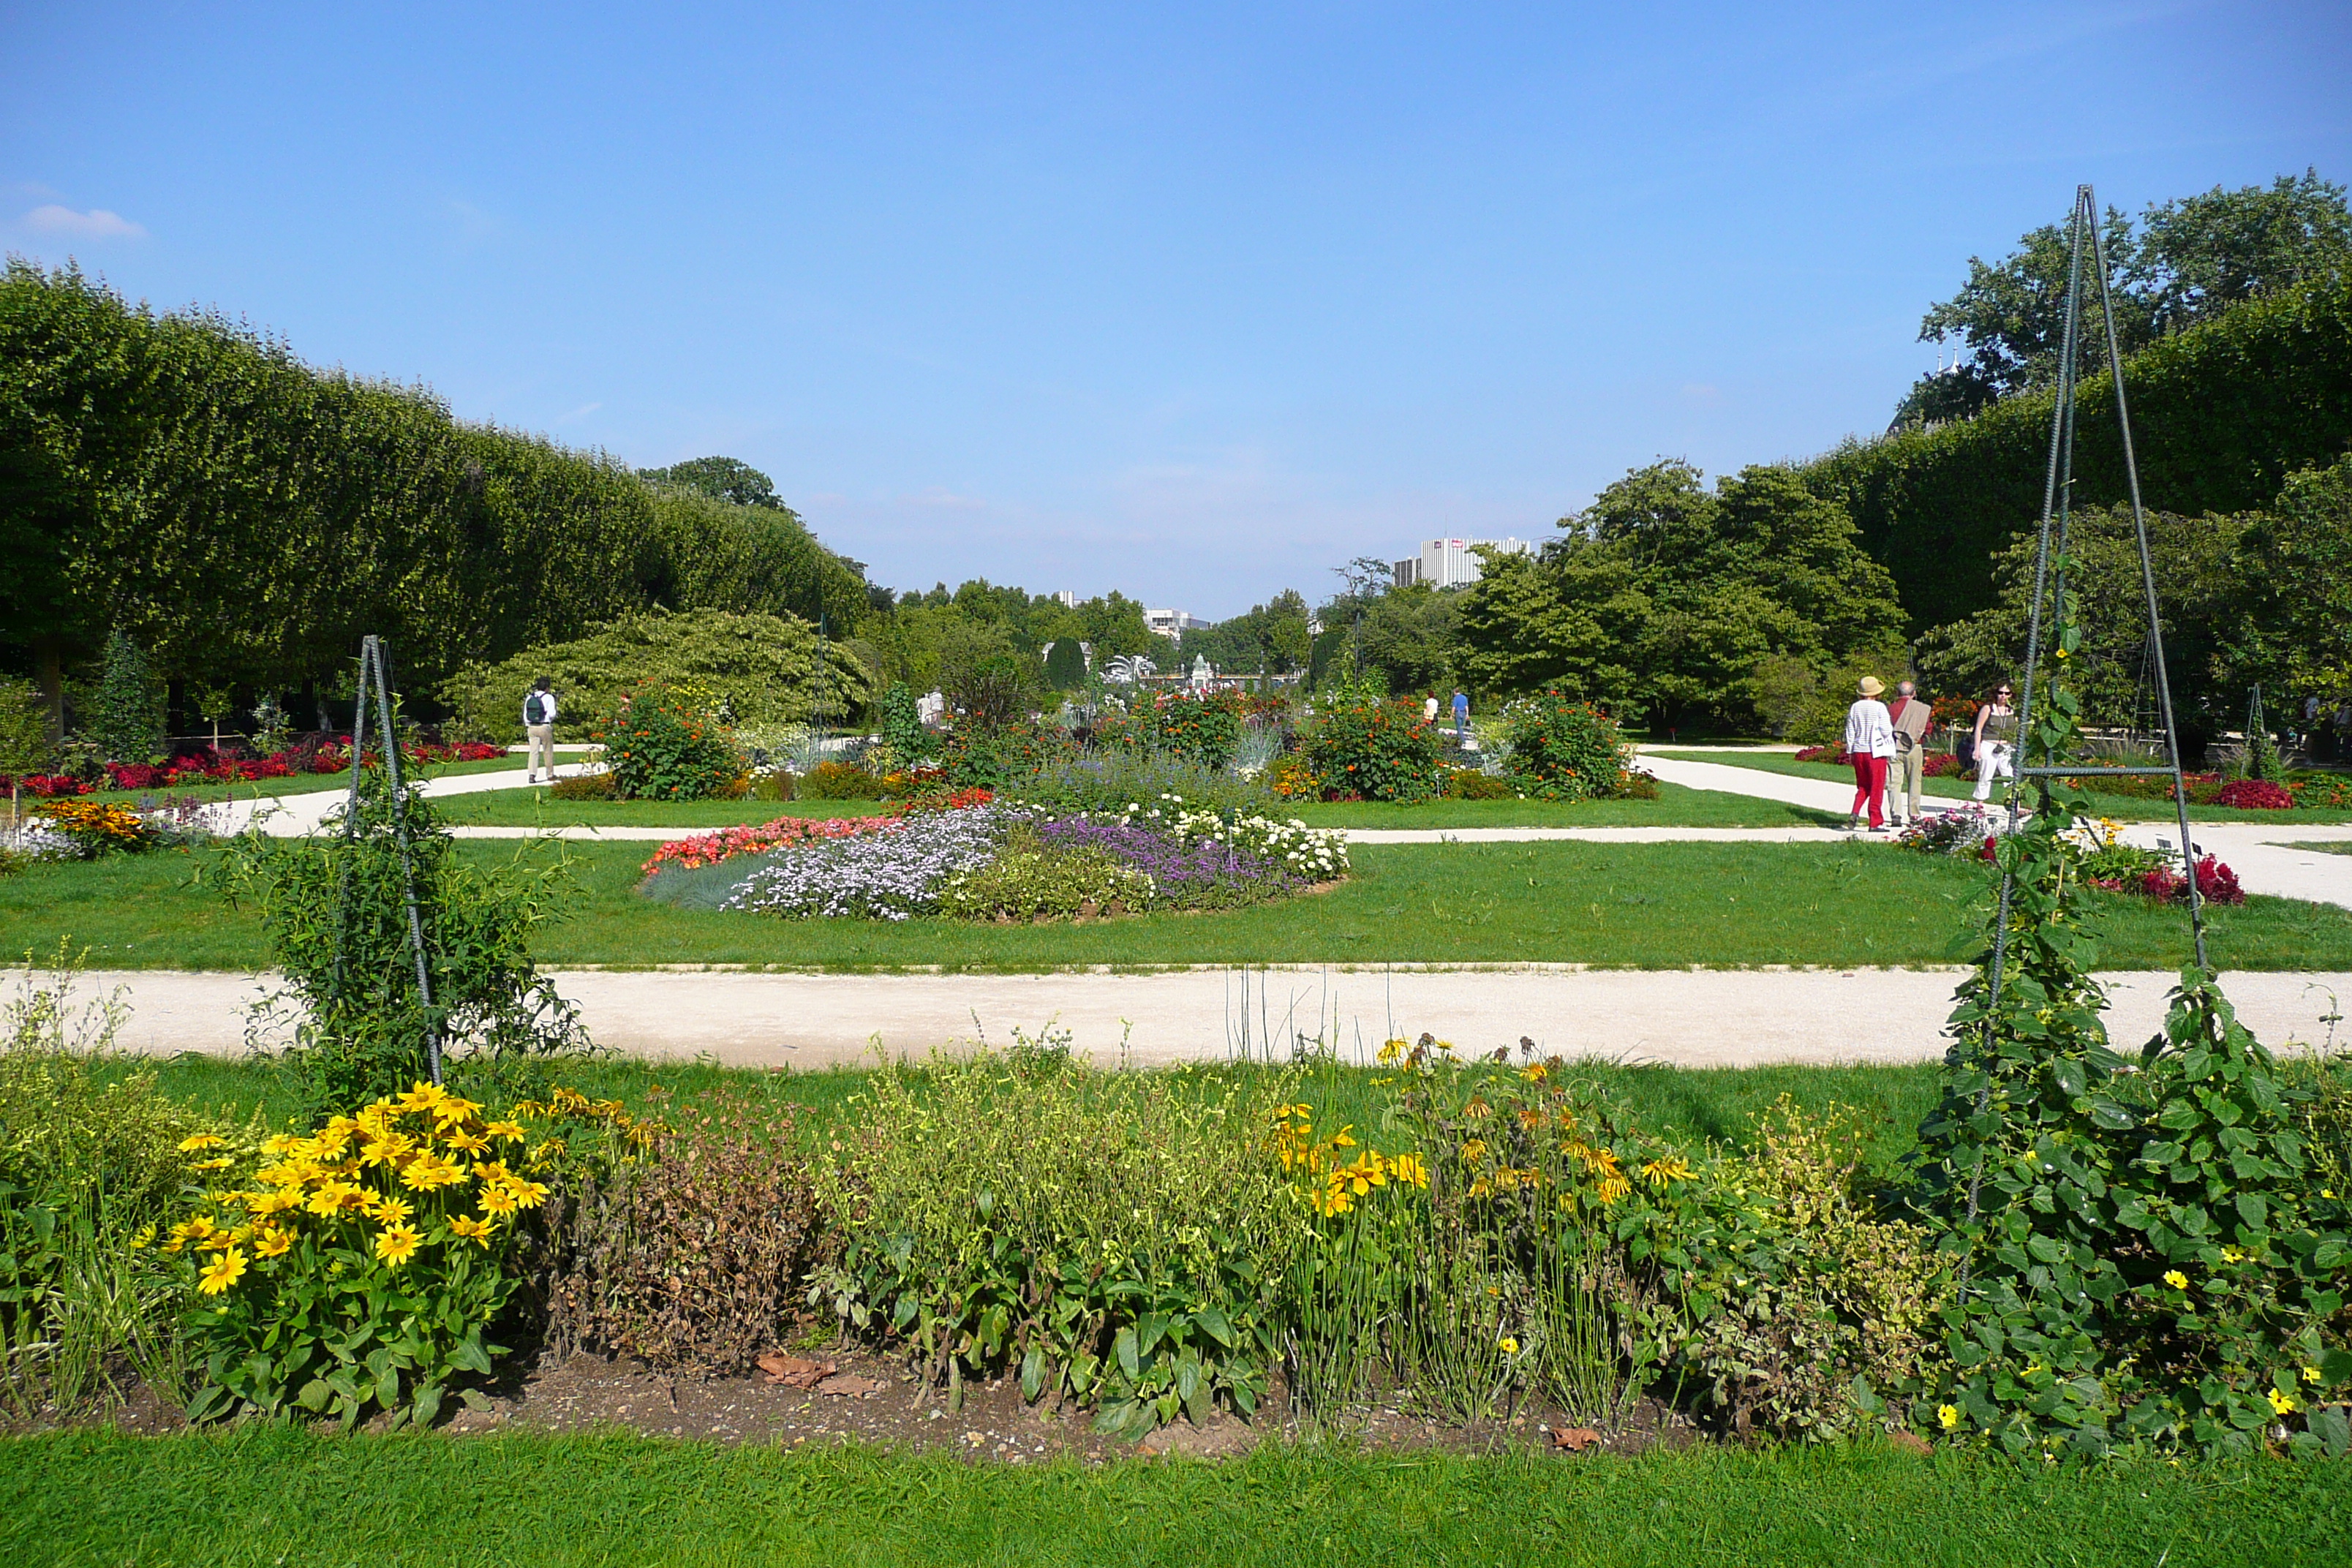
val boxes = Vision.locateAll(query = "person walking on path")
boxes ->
[1972,680,2019,802]
[1844,676,1895,832]
[524,677,559,784]
[1423,692,1441,725]
[1452,688,1470,745]
[1885,679,1934,828]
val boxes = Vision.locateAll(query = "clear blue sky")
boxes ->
[6,2,2347,617]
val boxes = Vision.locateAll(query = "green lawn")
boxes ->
[10,838,2346,972]
[2292,842,2352,856]
[434,780,1845,829]
[1649,750,2352,824]
[0,1426,2340,1568]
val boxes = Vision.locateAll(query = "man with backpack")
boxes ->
[524,677,558,783]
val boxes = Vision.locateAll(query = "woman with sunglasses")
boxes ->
[1972,681,2018,802]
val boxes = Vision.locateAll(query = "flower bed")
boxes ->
[639,814,881,875]
[1,739,502,797]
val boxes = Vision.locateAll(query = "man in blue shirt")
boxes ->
[1451,688,1470,745]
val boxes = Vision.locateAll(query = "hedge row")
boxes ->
[1803,277,2352,632]
[0,263,871,704]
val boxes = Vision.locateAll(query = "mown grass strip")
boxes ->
[0,1425,2341,1568]
[10,840,2349,972]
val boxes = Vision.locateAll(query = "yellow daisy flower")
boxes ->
[375,1221,422,1267]
[198,1247,249,1296]
[447,1214,496,1249]
[177,1133,229,1153]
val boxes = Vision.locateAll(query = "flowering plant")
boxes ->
[35,800,154,856]
[1300,698,1441,802]
[596,682,743,801]
[640,814,878,875]
[726,803,1016,920]
[2214,778,2294,811]
[179,1081,563,1430]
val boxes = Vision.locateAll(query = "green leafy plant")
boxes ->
[878,682,931,764]
[216,766,586,1110]
[937,832,1153,921]
[810,1044,1297,1439]
[1499,693,1643,802]
[798,760,892,800]
[88,630,165,766]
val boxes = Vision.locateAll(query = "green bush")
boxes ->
[548,772,617,801]
[1302,698,1441,802]
[937,834,1153,921]
[1137,691,1243,770]
[1006,753,1278,818]
[940,718,1077,791]
[810,1046,1297,1437]
[88,630,165,765]
[0,957,233,1414]
[1499,692,1639,801]
[1441,769,1516,800]
[878,682,931,764]
[797,760,890,800]
[598,683,744,802]
[217,766,586,1110]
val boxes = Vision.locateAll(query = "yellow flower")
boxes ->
[1937,1404,1960,1431]
[447,1214,496,1249]
[363,1192,415,1224]
[261,1134,301,1158]
[307,1180,367,1217]
[198,1247,249,1296]
[1641,1156,1693,1186]
[359,1132,415,1168]
[478,1184,519,1217]
[1520,1063,1547,1083]
[399,1150,467,1191]
[2163,1270,2189,1290]
[442,1127,491,1156]
[500,1175,551,1210]
[431,1091,485,1129]
[2303,1366,2323,1384]
[1376,1039,1406,1066]
[189,1156,234,1172]
[1389,1154,1430,1188]
[1460,1139,1489,1164]
[253,1224,293,1259]
[396,1082,447,1115]
[375,1221,422,1267]
[132,1224,156,1250]
[1498,1336,1519,1355]
[1594,1175,1632,1206]
[177,1133,229,1153]
[2221,1247,2244,1264]
[2268,1388,2298,1416]
[486,1120,527,1143]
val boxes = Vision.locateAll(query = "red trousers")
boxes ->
[1850,754,1888,828]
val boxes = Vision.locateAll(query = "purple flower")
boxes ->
[1035,817,1292,910]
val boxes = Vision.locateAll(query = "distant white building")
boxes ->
[1051,589,1078,608]
[1392,537,1531,590]
[1145,607,1207,640]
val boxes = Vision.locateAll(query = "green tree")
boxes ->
[1044,637,1087,690]
[88,630,165,763]
[638,455,785,509]
[2225,450,2352,699]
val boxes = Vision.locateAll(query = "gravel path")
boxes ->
[76,965,2351,1071]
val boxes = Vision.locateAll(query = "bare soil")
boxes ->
[7,1348,1701,1463]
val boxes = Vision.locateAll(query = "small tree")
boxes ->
[1044,638,1087,691]
[878,682,930,764]
[88,630,165,764]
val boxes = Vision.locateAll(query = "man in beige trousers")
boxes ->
[524,677,559,783]
[1886,679,1933,828]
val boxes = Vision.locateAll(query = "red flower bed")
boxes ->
[2101,855,2245,906]
[0,773,94,797]
[2213,778,2295,810]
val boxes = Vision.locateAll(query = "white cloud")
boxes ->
[24,204,148,240]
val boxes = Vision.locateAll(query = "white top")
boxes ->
[1422,696,1439,722]
[1844,698,1895,759]
[523,689,559,726]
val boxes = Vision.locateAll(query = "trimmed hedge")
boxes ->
[1803,279,2352,630]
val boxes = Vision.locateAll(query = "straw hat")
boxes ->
[1857,676,1885,697]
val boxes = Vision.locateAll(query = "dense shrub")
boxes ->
[797,761,891,800]
[1498,693,1640,801]
[597,683,744,802]
[810,1046,1297,1435]
[1301,698,1441,802]
[938,718,1077,791]
[1135,691,1243,770]
[937,834,1155,921]
[549,772,617,800]
[1442,769,1517,800]
[878,682,931,764]
[538,1096,832,1375]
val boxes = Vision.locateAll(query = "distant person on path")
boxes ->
[1451,687,1470,744]
[1885,679,1933,828]
[1423,691,1441,725]
[1972,680,2018,802]
[1844,676,1894,832]
[524,676,558,784]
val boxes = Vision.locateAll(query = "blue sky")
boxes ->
[5,2,2347,617]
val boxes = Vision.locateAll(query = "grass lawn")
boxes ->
[2292,842,2352,856]
[1649,750,2352,824]
[0,1425,2340,1568]
[10,839,2348,973]
[434,780,1846,830]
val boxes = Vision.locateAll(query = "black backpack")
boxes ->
[526,693,550,725]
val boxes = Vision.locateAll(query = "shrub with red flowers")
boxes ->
[1300,698,1441,803]
[2133,854,2247,906]
[2214,778,2296,811]
[1137,691,1243,770]
[1498,692,1645,801]
[1,773,93,798]
[596,684,744,801]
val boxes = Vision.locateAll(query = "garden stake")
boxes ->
[1962,184,2210,1243]
[328,635,445,1085]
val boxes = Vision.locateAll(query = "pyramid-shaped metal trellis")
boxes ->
[1982,183,2209,1030]
[328,635,445,1084]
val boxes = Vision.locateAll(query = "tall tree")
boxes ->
[638,455,785,510]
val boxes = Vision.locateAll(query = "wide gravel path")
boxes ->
[75,965,2351,1071]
